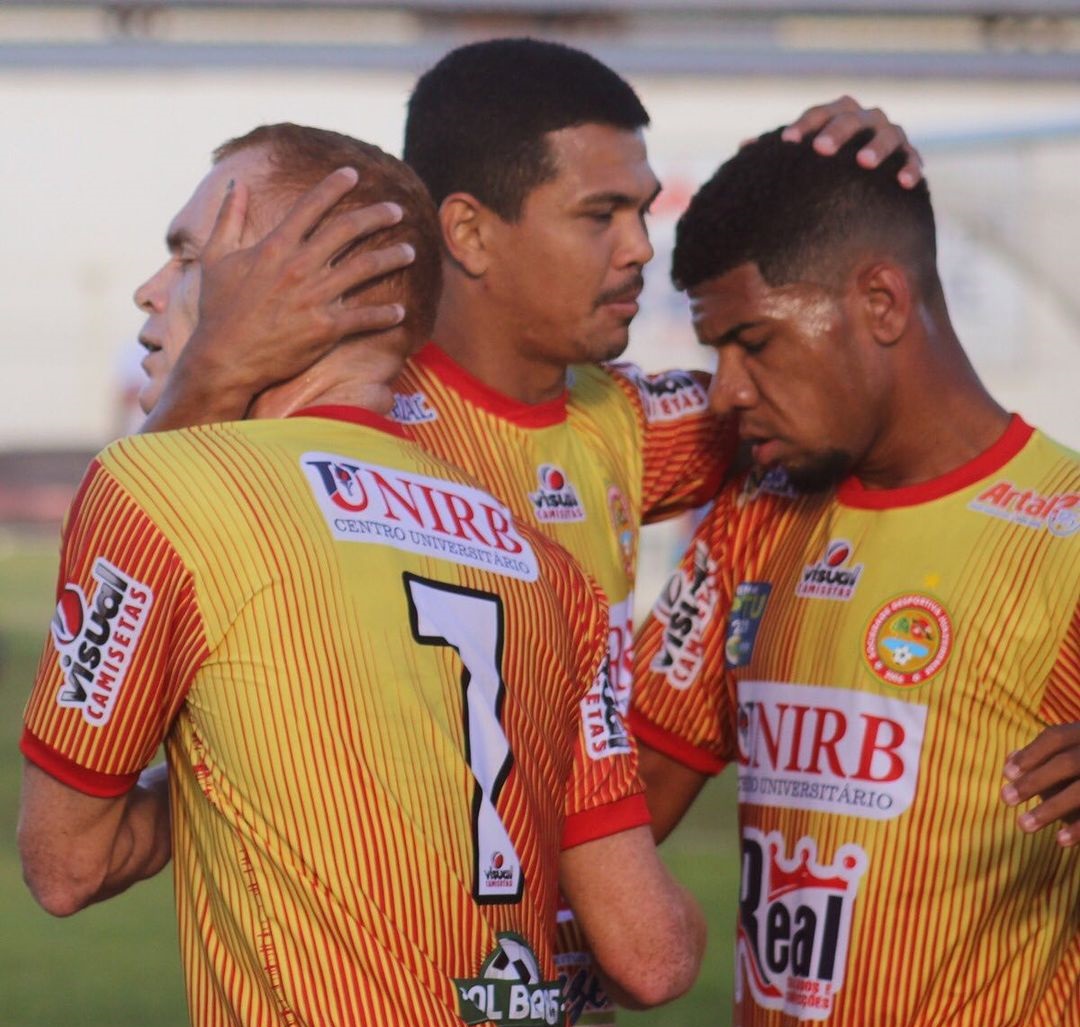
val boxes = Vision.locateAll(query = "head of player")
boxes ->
[672,128,1008,492]
[135,123,441,416]
[404,38,658,398]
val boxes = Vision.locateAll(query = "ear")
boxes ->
[439,192,496,278]
[856,261,912,347]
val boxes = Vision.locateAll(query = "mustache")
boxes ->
[594,274,644,308]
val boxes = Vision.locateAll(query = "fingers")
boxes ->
[1002,725,1080,847]
[1006,778,1080,847]
[1005,723,1080,780]
[274,166,361,245]
[327,240,416,301]
[336,302,407,339]
[782,96,924,188]
[202,177,249,263]
[314,202,405,267]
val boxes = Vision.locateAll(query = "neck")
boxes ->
[431,269,567,405]
[250,335,408,420]
[856,318,1010,489]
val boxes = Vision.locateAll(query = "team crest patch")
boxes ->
[968,480,1079,537]
[650,539,718,690]
[303,453,538,581]
[796,540,863,602]
[737,829,868,1022]
[455,934,563,1026]
[607,484,635,580]
[389,390,438,424]
[529,464,586,523]
[864,594,952,687]
[50,558,154,726]
[725,582,772,668]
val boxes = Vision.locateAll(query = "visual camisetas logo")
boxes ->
[303,453,539,581]
[528,465,586,523]
[50,557,154,726]
[455,934,563,1026]
[619,365,709,422]
[580,656,632,761]
[650,540,718,690]
[737,829,868,1022]
[968,480,1079,537]
[795,540,863,601]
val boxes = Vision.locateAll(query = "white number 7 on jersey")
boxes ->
[404,573,524,904]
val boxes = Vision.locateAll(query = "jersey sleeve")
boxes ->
[1040,597,1080,725]
[20,457,209,797]
[628,490,737,775]
[604,362,737,524]
[561,572,650,850]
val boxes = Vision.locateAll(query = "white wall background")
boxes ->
[1,65,1078,449]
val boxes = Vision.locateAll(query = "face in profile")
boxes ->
[691,262,886,491]
[482,123,660,368]
[132,146,269,414]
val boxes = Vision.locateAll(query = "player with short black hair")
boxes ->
[631,128,1080,1026]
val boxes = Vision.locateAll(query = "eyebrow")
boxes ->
[702,320,765,347]
[165,227,198,254]
[580,183,662,210]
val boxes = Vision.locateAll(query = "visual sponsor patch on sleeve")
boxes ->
[649,539,718,690]
[50,558,154,726]
[580,656,632,761]
[302,453,539,581]
[616,365,709,423]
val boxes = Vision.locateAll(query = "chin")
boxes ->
[780,449,854,493]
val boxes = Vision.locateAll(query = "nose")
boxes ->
[133,262,170,314]
[616,213,654,271]
[708,346,758,418]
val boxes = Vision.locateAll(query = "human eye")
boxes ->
[739,332,769,355]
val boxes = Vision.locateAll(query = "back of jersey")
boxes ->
[23,407,645,1027]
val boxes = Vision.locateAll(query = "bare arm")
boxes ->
[18,760,171,916]
[559,824,706,1010]
[780,95,924,188]
[639,743,711,845]
[143,168,415,432]
[1002,723,1080,848]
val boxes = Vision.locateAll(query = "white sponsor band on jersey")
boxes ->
[302,453,539,581]
[736,681,928,820]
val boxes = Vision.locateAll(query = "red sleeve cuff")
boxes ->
[20,728,140,798]
[561,793,651,851]
[628,710,727,776]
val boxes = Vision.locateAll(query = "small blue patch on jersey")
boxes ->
[724,581,772,668]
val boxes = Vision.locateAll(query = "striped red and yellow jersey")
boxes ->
[391,344,736,1022]
[631,415,1080,1027]
[22,406,649,1027]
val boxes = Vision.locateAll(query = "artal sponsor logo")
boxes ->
[735,681,928,820]
[864,594,952,687]
[737,829,868,1022]
[302,453,538,581]
[50,558,154,726]
[389,390,438,424]
[455,934,563,1026]
[650,539,718,690]
[528,464,585,523]
[968,480,1079,537]
[795,540,863,601]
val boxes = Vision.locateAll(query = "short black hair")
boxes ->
[404,37,650,221]
[672,128,938,295]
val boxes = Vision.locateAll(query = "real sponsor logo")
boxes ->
[528,464,586,523]
[864,594,952,687]
[50,558,154,726]
[725,582,772,668]
[455,934,563,1027]
[736,680,928,820]
[737,829,868,1022]
[302,453,538,581]
[580,656,632,761]
[389,390,438,424]
[607,484,635,581]
[968,480,1079,537]
[795,540,863,602]
[621,366,709,423]
[555,950,612,1026]
[649,540,718,690]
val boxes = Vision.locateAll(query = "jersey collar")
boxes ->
[288,405,408,439]
[837,413,1033,510]
[413,343,568,428]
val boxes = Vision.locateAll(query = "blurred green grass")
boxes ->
[0,534,737,1027]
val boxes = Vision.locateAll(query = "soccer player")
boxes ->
[136,40,919,1024]
[629,128,1080,1025]
[17,124,706,1027]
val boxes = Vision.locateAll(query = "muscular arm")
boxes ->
[559,824,706,1009]
[639,743,711,845]
[18,760,171,916]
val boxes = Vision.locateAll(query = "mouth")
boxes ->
[596,278,644,319]
[138,335,162,355]
[741,433,781,466]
